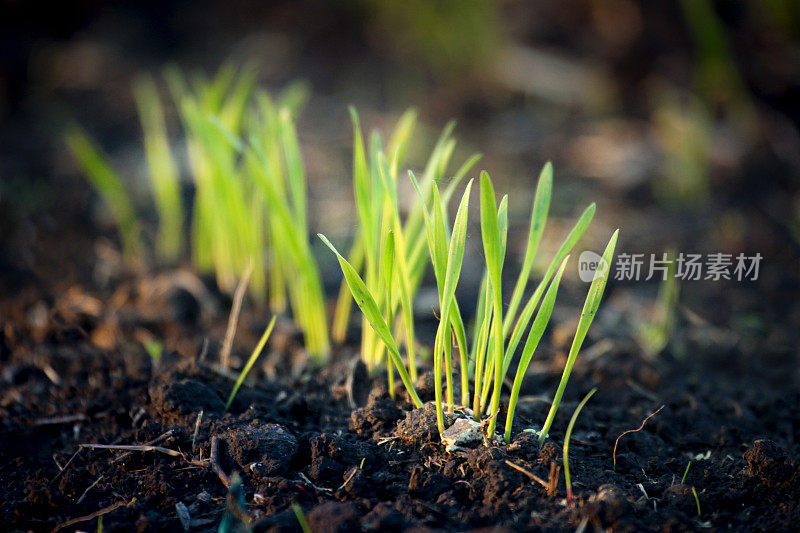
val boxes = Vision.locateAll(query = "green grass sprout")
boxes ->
[291,502,311,533]
[73,63,332,361]
[319,233,423,408]
[563,387,597,508]
[636,249,679,359]
[692,486,701,516]
[65,128,144,263]
[539,229,618,445]
[332,109,481,380]
[682,461,692,484]
[143,340,164,365]
[225,315,276,410]
[504,256,569,442]
[133,74,183,262]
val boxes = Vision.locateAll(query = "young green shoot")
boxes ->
[133,74,183,262]
[65,128,143,263]
[682,461,692,484]
[318,233,422,408]
[539,229,618,445]
[504,256,569,443]
[636,249,679,359]
[479,171,506,437]
[563,388,597,508]
[692,486,701,516]
[225,316,276,410]
[291,503,311,533]
[332,108,481,380]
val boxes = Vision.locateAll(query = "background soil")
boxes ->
[1,1,799,531]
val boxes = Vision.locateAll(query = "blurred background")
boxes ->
[1,0,799,378]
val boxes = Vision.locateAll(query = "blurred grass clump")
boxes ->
[67,64,331,361]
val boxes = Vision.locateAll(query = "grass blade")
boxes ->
[504,256,568,442]
[134,75,183,262]
[502,202,596,376]
[319,234,422,407]
[226,316,277,410]
[539,229,618,444]
[504,162,552,335]
[564,387,597,507]
[479,172,506,435]
[65,128,143,263]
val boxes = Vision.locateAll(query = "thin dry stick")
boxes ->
[210,436,230,488]
[504,459,550,489]
[220,259,254,369]
[192,411,204,452]
[34,414,89,426]
[76,475,102,504]
[80,443,184,457]
[52,498,136,532]
[50,448,82,486]
[613,405,665,469]
[112,430,175,463]
[338,467,359,491]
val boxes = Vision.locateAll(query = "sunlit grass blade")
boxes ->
[277,81,310,117]
[133,75,183,262]
[502,203,596,377]
[291,503,311,533]
[504,256,568,442]
[225,316,277,410]
[65,128,143,263]
[383,230,396,398]
[503,162,552,336]
[479,171,505,436]
[563,387,597,508]
[332,233,365,343]
[279,108,308,232]
[431,179,472,431]
[539,229,619,444]
[319,234,422,407]
[387,108,417,177]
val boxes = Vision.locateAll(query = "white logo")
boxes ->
[578,250,607,283]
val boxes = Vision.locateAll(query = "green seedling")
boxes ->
[291,503,311,533]
[319,233,423,408]
[143,340,164,365]
[133,74,183,262]
[331,109,481,380]
[65,128,143,263]
[563,388,597,508]
[71,63,329,361]
[682,461,692,484]
[539,229,618,445]
[636,250,679,359]
[692,486,701,516]
[225,316,276,410]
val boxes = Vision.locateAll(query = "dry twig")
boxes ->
[504,459,550,489]
[210,436,231,488]
[220,260,253,369]
[52,498,136,532]
[613,405,665,469]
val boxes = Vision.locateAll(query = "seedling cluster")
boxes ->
[69,64,617,446]
[324,158,617,443]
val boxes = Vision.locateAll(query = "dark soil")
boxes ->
[1,263,798,532]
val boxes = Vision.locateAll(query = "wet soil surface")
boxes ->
[1,267,798,533]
